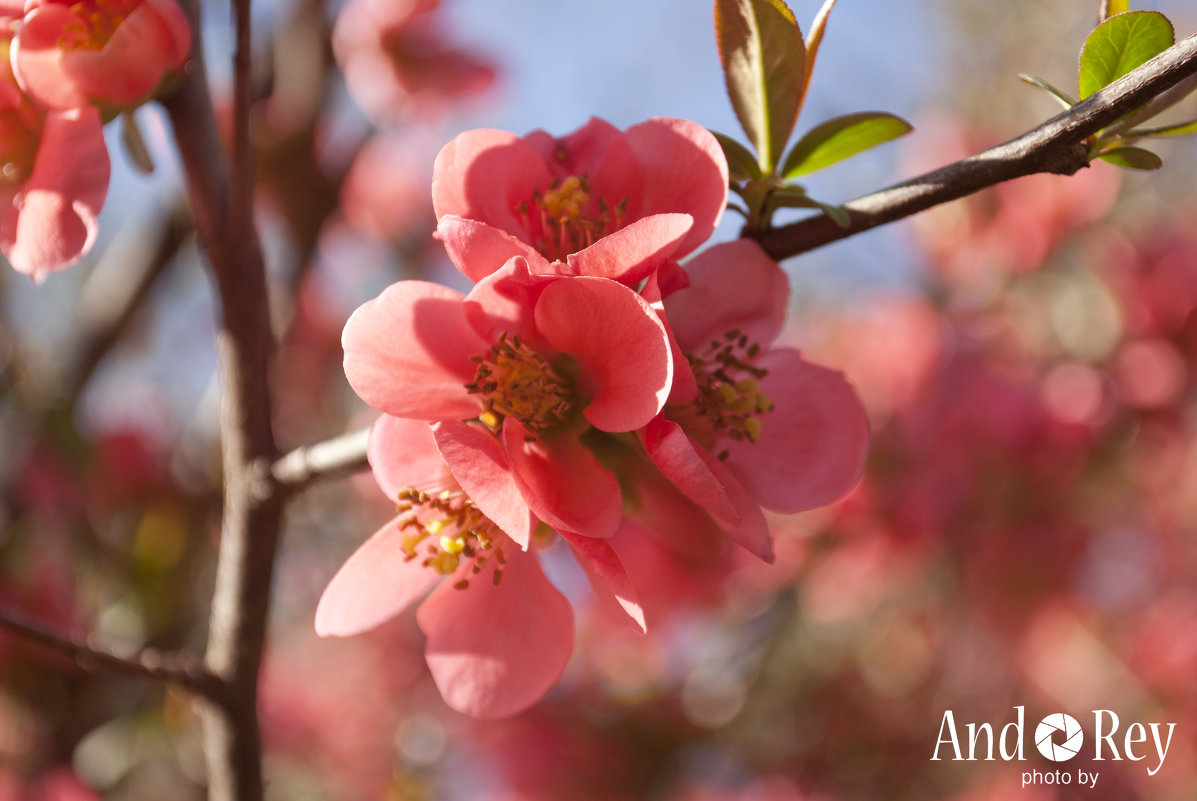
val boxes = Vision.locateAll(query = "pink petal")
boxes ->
[534,277,672,432]
[145,0,192,67]
[1,108,109,281]
[61,4,179,106]
[693,445,773,562]
[315,518,441,637]
[564,212,692,286]
[666,240,790,353]
[10,5,89,109]
[621,455,726,559]
[417,548,573,719]
[641,417,739,523]
[503,418,621,539]
[641,417,772,561]
[559,530,646,633]
[436,215,545,283]
[431,128,553,241]
[433,420,535,549]
[723,348,870,513]
[462,256,553,345]
[342,280,487,420]
[524,117,622,178]
[642,268,697,405]
[367,415,452,500]
[595,117,728,258]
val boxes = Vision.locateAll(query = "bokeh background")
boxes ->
[2,0,1197,799]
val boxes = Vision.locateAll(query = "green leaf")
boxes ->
[1126,118,1197,137]
[710,130,764,181]
[1098,145,1163,169]
[1078,11,1174,99]
[798,0,839,111]
[781,111,913,178]
[1099,0,1129,23]
[714,0,806,172]
[1018,73,1077,109]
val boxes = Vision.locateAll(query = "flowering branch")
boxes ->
[159,0,282,798]
[0,606,216,695]
[271,426,371,493]
[754,30,1197,260]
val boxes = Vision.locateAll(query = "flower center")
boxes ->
[671,329,774,460]
[465,332,577,438]
[515,173,628,262]
[60,0,140,51]
[395,487,507,589]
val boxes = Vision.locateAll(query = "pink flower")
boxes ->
[316,415,646,718]
[341,256,674,541]
[11,0,190,112]
[0,41,108,279]
[332,0,494,124]
[639,240,870,560]
[433,116,728,285]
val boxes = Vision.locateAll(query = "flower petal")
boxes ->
[436,215,545,283]
[418,548,573,719]
[342,280,487,420]
[61,3,180,106]
[433,420,535,549]
[641,417,772,561]
[432,128,553,242]
[693,445,773,562]
[620,455,726,559]
[666,240,790,352]
[10,5,89,109]
[523,116,622,178]
[534,277,672,432]
[641,417,739,524]
[367,415,452,500]
[559,530,646,633]
[462,256,552,345]
[1,108,109,281]
[564,213,692,285]
[315,518,441,637]
[642,268,697,405]
[596,117,728,259]
[723,348,870,513]
[503,418,621,539]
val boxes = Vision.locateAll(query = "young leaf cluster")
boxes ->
[712,0,912,233]
[1021,5,1197,171]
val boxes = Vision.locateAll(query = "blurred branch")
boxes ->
[0,606,217,696]
[272,426,371,492]
[754,30,1197,260]
[160,0,283,798]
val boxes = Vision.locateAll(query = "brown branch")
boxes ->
[271,426,371,492]
[754,30,1197,260]
[159,0,282,798]
[0,606,217,696]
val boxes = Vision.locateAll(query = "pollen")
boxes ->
[515,171,629,261]
[466,332,577,437]
[394,488,506,588]
[674,329,775,458]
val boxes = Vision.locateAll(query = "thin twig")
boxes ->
[271,426,371,492]
[0,606,217,696]
[754,30,1197,260]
